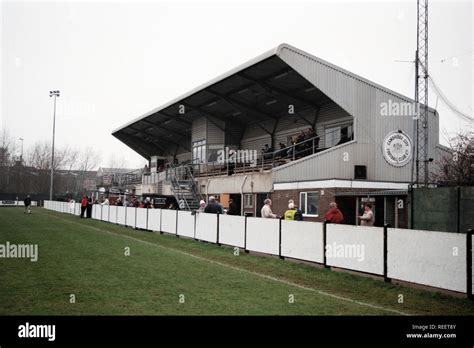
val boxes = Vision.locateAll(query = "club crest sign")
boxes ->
[382,131,413,167]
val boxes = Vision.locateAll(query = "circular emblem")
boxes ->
[382,131,413,167]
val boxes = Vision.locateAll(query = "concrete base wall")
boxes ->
[197,172,273,195]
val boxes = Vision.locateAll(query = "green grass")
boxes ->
[0,207,473,315]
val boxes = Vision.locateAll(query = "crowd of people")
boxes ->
[260,198,374,226]
[70,192,374,226]
[110,195,154,209]
[262,127,320,162]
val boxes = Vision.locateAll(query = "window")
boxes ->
[299,191,318,216]
[192,140,206,163]
[244,194,254,208]
[324,126,341,148]
[324,123,353,148]
[207,144,224,163]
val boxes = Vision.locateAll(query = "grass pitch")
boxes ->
[0,207,473,316]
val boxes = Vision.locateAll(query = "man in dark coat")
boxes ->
[86,196,93,218]
[227,198,239,215]
[204,196,223,214]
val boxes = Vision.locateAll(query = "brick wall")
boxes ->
[271,187,394,222]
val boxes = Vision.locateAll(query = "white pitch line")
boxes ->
[41,209,410,316]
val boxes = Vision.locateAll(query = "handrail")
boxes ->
[185,125,353,177]
[166,163,203,210]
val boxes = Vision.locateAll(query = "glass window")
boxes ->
[192,140,206,163]
[324,126,341,148]
[207,145,224,163]
[324,123,353,148]
[299,191,318,216]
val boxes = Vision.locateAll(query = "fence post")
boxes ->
[134,207,137,229]
[175,210,179,237]
[193,212,197,240]
[216,213,221,246]
[145,207,149,230]
[244,215,249,253]
[279,217,283,259]
[383,223,391,283]
[467,229,473,300]
[323,220,329,268]
[159,209,163,234]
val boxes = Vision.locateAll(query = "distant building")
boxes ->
[97,167,139,187]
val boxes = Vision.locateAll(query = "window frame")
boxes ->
[192,139,207,164]
[299,191,319,217]
[323,122,353,148]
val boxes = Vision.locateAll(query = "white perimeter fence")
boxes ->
[43,200,474,298]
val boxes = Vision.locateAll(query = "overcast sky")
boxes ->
[1,0,472,169]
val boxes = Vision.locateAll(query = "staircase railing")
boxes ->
[166,163,203,211]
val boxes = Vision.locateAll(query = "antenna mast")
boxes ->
[415,0,429,186]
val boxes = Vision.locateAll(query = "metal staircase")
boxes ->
[166,164,203,211]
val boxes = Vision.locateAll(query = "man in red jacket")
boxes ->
[324,202,344,223]
[80,195,88,218]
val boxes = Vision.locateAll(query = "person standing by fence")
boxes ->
[324,202,344,223]
[261,199,277,218]
[358,203,374,226]
[204,196,223,214]
[86,196,93,218]
[80,196,88,218]
[284,202,304,221]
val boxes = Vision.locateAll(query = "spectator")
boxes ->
[204,196,223,214]
[197,200,206,212]
[86,196,92,218]
[358,203,375,226]
[129,196,139,207]
[262,144,272,160]
[287,136,297,158]
[324,202,344,224]
[284,202,296,220]
[227,150,235,176]
[275,143,286,159]
[100,197,110,206]
[143,197,151,209]
[80,195,88,218]
[261,198,277,218]
[306,127,316,139]
[227,198,239,215]
[115,197,123,206]
[23,195,32,214]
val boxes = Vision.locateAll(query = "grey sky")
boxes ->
[1,0,472,169]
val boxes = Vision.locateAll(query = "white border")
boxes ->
[274,179,410,191]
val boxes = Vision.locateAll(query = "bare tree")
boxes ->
[75,147,101,192]
[0,127,16,167]
[432,132,474,186]
[107,154,126,170]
